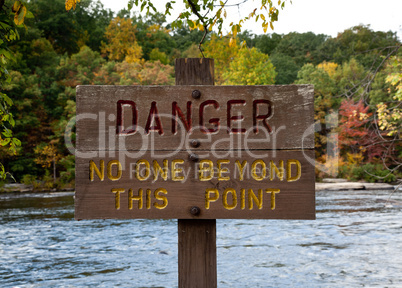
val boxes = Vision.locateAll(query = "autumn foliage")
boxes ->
[1,0,401,186]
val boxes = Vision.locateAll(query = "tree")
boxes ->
[34,143,62,183]
[138,60,174,85]
[172,25,205,52]
[270,53,299,84]
[203,34,239,85]
[338,99,372,156]
[272,32,328,67]
[223,47,276,85]
[58,45,105,87]
[255,33,282,55]
[0,0,31,179]
[132,13,177,62]
[149,48,169,64]
[377,55,402,137]
[101,16,143,63]
[125,0,290,53]
[31,0,113,54]
[319,25,399,69]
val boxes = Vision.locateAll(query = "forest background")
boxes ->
[0,0,401,190]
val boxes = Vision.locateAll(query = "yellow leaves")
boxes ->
[188,20,205,32]
[65,0,74,11]
[317,61,338,77]
[65,0,80,11]
[346,152,364,165]
[34,144,61,168]
[12,1,27,26]
[229,37,236,47]
[147,24,160,33]
[102,17,143,63]
[358,112,369,121]
[12,1,21,12]
[231,24,240,38]
[262,22,269,33]
[222,47,276,85]
[202,34,240,85]
[377,102,401,136]
[377,56,402,136]
[385,56,402,101]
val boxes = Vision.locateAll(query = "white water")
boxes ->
[0,189,401,287]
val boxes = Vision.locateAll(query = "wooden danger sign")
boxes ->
[75,85,315,220]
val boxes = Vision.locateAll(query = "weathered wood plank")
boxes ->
[175,58,215,85]
[74,150,315,220]
[76,85,314,151]
[178,219,217,288]
[176,58,217,288]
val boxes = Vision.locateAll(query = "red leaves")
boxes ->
[338,99,397,163]
[338,99,372,147]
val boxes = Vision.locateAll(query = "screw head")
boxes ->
[192,90,201,99]
[190,139,201,148]
[190,206,201,216]
[189,153,199,162]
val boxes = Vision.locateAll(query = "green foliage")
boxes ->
[59,154,75,185]
[223,47,276,85]
[270,53,298,84]
[376,55,402,137]
[29,0,113,54]
[58,45,105,86]
[0,0,32,179]
[181,43,201,58]
[101,16,143,62]
[339,163,397,183]
[128,0,290,47]
[172,26,205,52]
[132,13,177,62]
[296,63,337,120]
[203,34,239,85]
[2,0,401,185]
[272,32,328,67]
[21,174,41,189]
[149,48,169,64]
[320,25,399,69]
[255,33,282,55]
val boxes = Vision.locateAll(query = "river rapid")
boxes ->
[0,189,401,287]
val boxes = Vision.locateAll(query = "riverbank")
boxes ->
[1,180,399,193]
[315,182,396,191]
[315,178,399,191]
[0,183,74,193]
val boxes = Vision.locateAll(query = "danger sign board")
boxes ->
[75,85,315,220]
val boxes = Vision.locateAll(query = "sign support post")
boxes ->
[176,58,217,288]
[75,58,315,286]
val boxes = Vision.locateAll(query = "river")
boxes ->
[0,189,401,287]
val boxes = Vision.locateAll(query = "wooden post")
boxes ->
[175,58,217,288]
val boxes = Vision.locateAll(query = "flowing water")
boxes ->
[0,189,401,287]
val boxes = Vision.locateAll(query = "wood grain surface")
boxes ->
[76,85,314,152]
[75,150,315,220]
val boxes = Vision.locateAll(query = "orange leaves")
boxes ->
[34,144,61,169]
[12,1,27,25]
[101,17,143,63]
[65,0,80,11]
